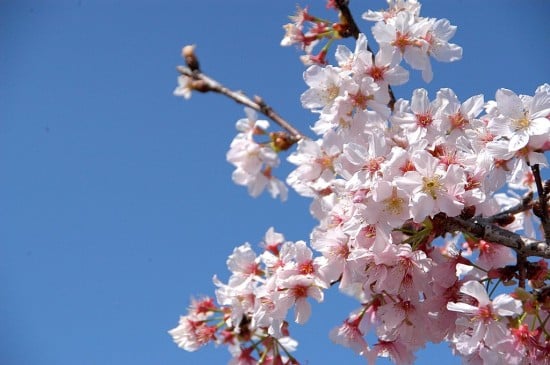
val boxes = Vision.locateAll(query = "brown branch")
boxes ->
[534,284,550,303]
[485,191,533,225]
[176,47,305,142]
[253,96,304,142]
[334,0,397,109]
[335,0,361,39]
[531,164,550,243]
[517,253,527,289]
[438,215,550,259]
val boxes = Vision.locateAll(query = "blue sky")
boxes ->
[1,1,548,364]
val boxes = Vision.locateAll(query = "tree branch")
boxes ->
[334,0,361,39]
[531,164,550,243]
[485,191,533,225]
[177,47,305,142]
[438,215,550,259]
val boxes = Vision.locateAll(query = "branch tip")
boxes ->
[182,44,200,72]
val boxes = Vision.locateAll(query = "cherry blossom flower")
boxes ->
[173,74,193,99]
[365,45,410,87]
[330,310,371,355]
[368,181,411,228]
[447,280,522,358]
[301,65,351,112]
[420,18,463,82]
[335,33,409,88]
[310,227,351,286]
[488,86,550,152]
[169,315,217,351]
[471,239,515,271]
[362,0,421,23]
[425,18,462,63]
[286,132,341,197]
[395,150,465,222]
[437,88,484,136]
[281,23,305,47]
[276,275,324,324]
[260,226,286,255]
[371,11,431,81]
[227,109,288,201]
[391,88,448,144]
[366,338,416,365]
[226,243,263,287]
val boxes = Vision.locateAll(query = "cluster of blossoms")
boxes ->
[280,4,331,65]
[172,0,550,364]
[170,228,321,364]
[226,108,288,201]
[282,0,462,83]
[365,0,462,82]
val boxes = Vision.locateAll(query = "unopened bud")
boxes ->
[182,44,200,72]
[270,131,294,152]
[494,214,515,227]
[253,95,264,105]
[460,205,476,220]
[333,22,347,38]
[190,80,210,93]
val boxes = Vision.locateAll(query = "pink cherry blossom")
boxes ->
[330,310,371,355]
[371,11,431,80]
[276,275,324,324]
[391,88,448,144]
[395,150,465,222]
[227,108,288,201]
[447,280,522,358]
[488,86,550,152]
[169,315,217,352]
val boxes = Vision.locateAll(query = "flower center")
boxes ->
[416,113,433,127]
[392,31,411,52]
[363,157,384,173]
[316,154,334,169]
[385,195,405,215]
[292,285,309,298]
[422,175,444,199]
[476,305,495,322]
[324,85,340,103]
[368,66,386,81]
[351,91,372,109]
[298,260,315,275]
[513,115,530,131]
[450,112,467,129]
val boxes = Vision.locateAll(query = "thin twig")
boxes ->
[485,191,533,224]
[517,254,527,288]
[254,96,304,141]
[177,65,304,142]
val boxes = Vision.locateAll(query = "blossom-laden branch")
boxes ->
[172,1,550,364]
[176,45,305,143]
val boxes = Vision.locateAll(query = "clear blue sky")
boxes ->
[1,1,548,364]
